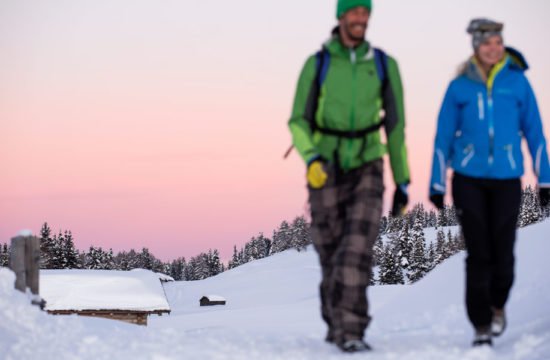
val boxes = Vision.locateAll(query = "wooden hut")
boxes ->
[200,295,226,306]
[41,269,171,326]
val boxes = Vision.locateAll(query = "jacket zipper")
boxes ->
[477,92,484,120]
[486,57,506,167]
[487,90,495,165]
[344,48,357,170]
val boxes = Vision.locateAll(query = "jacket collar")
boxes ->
[458,47,528,85]
[323,26,370,60]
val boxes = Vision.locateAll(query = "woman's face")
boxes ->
[476,35,505,67]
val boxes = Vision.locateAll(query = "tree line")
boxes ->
[1,187,548,282]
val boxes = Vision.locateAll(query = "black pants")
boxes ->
[452,172,521,328]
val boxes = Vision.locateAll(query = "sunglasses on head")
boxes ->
[477,22,503,32]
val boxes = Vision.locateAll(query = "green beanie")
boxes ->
[336,0,372,19]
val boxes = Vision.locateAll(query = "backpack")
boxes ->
[284,46,389,159]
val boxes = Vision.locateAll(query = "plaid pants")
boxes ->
[308,159,384,344]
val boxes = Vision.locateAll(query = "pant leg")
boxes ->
[331,160,384,342]
[488,178,521,309]
[452,173,493,328]
[308,166,343,336]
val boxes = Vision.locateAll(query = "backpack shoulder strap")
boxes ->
[373,47,389,99]
[304,47,331,127]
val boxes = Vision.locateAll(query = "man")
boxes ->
[288,0,410,353]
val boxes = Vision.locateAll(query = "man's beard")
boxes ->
[344,22,366,42]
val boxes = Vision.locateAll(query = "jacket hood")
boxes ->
[458,47,529,83]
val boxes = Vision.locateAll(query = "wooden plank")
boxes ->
[9,236,26,293]
[25,236,40,296]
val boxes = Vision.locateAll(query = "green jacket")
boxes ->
[288,34,410,185]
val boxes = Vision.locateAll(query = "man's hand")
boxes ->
[539,187,550,208]
[307,159,328,189]
[392,184,409,216]
[430,193,445,210]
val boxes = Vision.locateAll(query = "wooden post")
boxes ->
[9,236,26,292]
[8,233,45,309]
[25,236,40,297]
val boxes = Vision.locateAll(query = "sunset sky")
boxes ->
[1,0,549,261]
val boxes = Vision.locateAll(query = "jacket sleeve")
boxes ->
[520,77,550,186]
[288,55,318,165]
[429,81,460,195]
[384,57,410,185]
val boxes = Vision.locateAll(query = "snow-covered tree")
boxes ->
[434,229,450,265]
[519,186,541,227]
[227,245,240,269]
[408,216,429,283]
[0,243,9,267]
[168,258,184,280]
[396,222,413,271]
[379,215,388,235]
[206,249,223,277]
[62,230,81,269]
[437,208,448,228]
[290,216,310,251]
[39,223,56,269]
[373,232,384,266]
[84,246,114,270]
[271,220,292,254]
[378,243,404,285]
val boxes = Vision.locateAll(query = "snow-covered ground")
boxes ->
[1,221,549,359]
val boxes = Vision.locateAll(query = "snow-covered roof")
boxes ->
[156,272,175,282]
[41,269,171,312]
[201,295,226,302]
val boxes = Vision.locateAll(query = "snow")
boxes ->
[201,295,226,302]
[150,271,174,283]
[41,269,170,312]
[16,229,33,237]
[1,220,550,359]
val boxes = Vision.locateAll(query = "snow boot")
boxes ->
[472,326,492,347]
[338,339,372,353]
[491,308,506,337]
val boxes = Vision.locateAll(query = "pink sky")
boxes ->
[1,0,549,261]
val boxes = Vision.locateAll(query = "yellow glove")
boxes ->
[307,160,328,189]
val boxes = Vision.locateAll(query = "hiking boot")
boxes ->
[472,326,492,347]
[491,308,506,337]
[338,339,372,353]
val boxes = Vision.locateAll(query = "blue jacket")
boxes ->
[430,48,550,195]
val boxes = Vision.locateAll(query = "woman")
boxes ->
[428,18,550,346]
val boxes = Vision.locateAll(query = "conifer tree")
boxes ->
[408,216,428,283]
[228,245,240,269]
[378,244,404,285]
[373,232,384,266]
[39,222,55,269]
[435,229,447,265]
[290,216,310,251]
[396,221,413,271]
[0,243,9,267]
[271,220,292,254]
[62,230,81,269]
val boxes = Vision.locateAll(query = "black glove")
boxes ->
[391,184,408,216]
[430,193,444,210]
[540,187,550,208]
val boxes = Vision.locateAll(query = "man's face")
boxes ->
[339,6,370,42]
[476,35,505,67]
